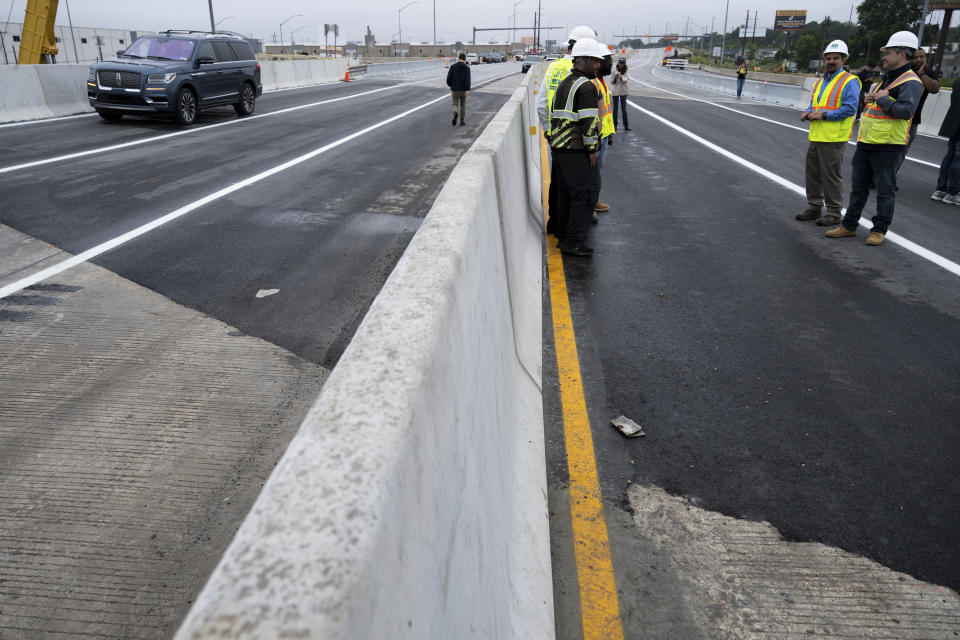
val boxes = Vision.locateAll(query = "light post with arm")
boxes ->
[512,0,525,51]
[398,1,418,57]
[280,14,303,53]
[290,26,307,51]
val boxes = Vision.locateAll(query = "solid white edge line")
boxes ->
[0,92,450,300]
[637,64,941,169]
[627,98,960,278]
[0,113,99,129]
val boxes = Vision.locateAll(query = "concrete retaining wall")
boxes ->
[173,69,553,639]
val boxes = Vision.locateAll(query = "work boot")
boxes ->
[592,214,599,224]
[816,213,841,226]
[452,113,458,126]
[931,190,947,201]
[459,119,466,126]
[795,208,821,221]
[594,202,610,212]
[825,226,857,238]
[865,231,885,246]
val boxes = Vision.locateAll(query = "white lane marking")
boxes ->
[0,113,99,129]
[255,288,280,298]
[0,92,452,300]
[628,98,960,278]
[635,68,941,169]
[0,81,432,175]
[0,71,512,175]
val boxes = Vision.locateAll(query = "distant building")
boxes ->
[0,21,152,64]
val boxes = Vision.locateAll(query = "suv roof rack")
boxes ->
[159,29,245,39]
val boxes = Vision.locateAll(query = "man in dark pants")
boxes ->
[549,38,605,256]
[932,88,960,205]
[825,31,922,246]
[446,53,470,126]
[897,47,939,173]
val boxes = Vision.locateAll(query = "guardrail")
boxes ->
[174,61,554,639]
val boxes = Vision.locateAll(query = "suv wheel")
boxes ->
[96,110,123,122]
[173,87,197,126]
[234,83,256,116]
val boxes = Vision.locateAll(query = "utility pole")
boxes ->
[740,9,749,56]
[720,0,730,65]
[708,16,715,64]
[917,0,931,47]
[752,10,758,59]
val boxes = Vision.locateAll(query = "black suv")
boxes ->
[87,31,262,125]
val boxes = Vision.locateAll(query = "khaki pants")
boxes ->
[805,141,846,214]
[451,91,466,119]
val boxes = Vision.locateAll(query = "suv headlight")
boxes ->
[87,68,95,82]
[147,72,177,84]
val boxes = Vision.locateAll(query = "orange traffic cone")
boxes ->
[344,68,350,82]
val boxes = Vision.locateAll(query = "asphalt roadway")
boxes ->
[545,51,960,638]
[0,63,521,638]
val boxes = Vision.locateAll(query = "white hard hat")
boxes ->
[570,38,605,59]
[596,42,612,57]
[567,25,596,42]
[882,31,919,51]
[823,40,849,56]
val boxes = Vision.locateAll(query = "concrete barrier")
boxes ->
[34,64,91,117]
[174,67,553,639]
[0,64,71,121]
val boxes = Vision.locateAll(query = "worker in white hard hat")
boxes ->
[538,24,596,239]
[898,46,940,175]
[825,31,923,246]
[795,40,860,228]
[548,38,605,256]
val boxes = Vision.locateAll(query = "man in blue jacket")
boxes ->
[446,53,471,126]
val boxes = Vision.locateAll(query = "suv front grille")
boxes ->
[97,71,142,89]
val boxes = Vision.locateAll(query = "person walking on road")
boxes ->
[736,57,747,97]
[825,31,923,246]
[931,87,960,205]
[796,40,860,228]
[549,38,606,257]
[538,25,596,239]
[897,47,939,173]
[592,48,615,217]
[611,57,630,131]
[446,52,471,126]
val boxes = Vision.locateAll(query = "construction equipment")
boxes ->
[17,0,59,64]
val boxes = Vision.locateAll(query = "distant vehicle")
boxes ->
[663,57,688,70]
[465,53,479,65]
[87,30,262,125]
[515,53,523,61]
[521,54,541,73]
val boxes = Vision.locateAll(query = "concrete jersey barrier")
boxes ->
[174,69,554,638]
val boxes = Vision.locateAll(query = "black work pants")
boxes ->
[552,151,600,248]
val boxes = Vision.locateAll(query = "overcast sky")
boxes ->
[2,0,945,47]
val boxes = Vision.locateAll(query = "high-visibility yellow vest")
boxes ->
[857,69,923,146]
[808,70,859,142]
[592,77,615,138]
[550,75,600,152]
[544,58,573,135]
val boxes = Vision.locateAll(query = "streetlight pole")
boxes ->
[207,0,215,32]
[720,0,729,65]
[280,14,303,53]
[290,26,307,51]
[512,0,525,49]
[433,0,436,58]
[398,1,418,57]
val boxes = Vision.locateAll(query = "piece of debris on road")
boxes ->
[611,415,646,438]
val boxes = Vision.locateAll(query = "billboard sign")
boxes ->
[774,10,807,31]
[662,33,679,42]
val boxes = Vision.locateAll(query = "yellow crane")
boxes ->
[17,0,59,64]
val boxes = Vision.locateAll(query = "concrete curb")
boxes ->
[174,69,553,638]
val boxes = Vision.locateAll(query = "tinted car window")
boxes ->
[124,36,195,61]
[196,41,214,61]
[212,41,236,62]
[228,42,255,61]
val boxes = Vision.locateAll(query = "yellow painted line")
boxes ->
[540,133,625,640]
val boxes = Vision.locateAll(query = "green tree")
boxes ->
[793,31,822,69]
[857,0,921,35]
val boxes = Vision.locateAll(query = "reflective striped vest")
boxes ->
[544,58,573,135]
[858,69,923,146]
[592,77,615,139]
[808,70,859,142]
[549,75,600,152]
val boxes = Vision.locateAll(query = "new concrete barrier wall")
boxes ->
[174,69,553,638]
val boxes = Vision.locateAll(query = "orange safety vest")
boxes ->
[808,70,859,142]
[858,69,923,146]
